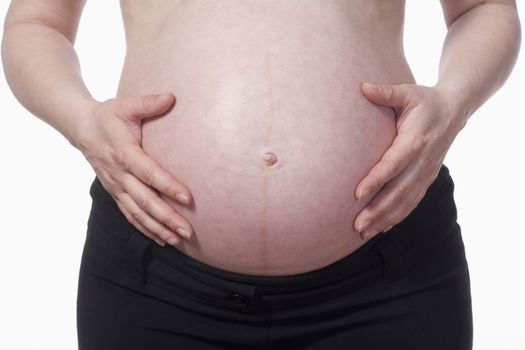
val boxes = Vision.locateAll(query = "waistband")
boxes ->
[86,163,456,296]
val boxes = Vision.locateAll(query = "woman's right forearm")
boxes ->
[2,18,96,148]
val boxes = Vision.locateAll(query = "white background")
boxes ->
[0,1,523,349]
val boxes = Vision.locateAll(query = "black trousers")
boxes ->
[77,164,473,350]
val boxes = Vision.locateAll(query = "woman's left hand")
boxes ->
[354,82,466,240]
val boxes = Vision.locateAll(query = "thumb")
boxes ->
[123,93,176,122]
[361,82,409,108]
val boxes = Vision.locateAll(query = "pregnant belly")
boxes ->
[118,6,411,276]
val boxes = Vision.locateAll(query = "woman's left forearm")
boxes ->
[354,2,520,238]
[435,1,521,130]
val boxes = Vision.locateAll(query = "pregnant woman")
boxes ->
[2,0,520,349]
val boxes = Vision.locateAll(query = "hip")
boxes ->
[78,163,472,348]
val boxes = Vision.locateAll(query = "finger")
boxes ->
[111,193,174,246]
[124,145,193,205]
[120,93,176,123]
[374,166,440,234]
[361,82,410,109]
[362,183,427,241]
[117,191,185,246]
[383,225,394,232]
[355,133,425,200]
[355,158,428,237]
[123,174,193,239]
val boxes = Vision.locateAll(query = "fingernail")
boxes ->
[362,227,379,240]
[358,220,371,233]
[356,188,369,200]
[175,193,190,205]
[176,227,191,239]
[167,237,180,247]
[363,82,377,91]
[155,238,166,247]
[156,93,172,101]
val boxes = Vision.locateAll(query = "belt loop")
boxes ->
[371,235,406,282]
[124,233,153,285]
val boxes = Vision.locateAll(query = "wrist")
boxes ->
[65,96,100,151]
[433,81,472,134]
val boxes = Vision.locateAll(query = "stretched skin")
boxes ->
[117,0,414,275]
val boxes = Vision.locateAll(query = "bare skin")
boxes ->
[2,0,520,275]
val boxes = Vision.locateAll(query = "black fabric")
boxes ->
[77,163,473,350]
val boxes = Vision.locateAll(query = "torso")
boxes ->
[117,0,415,276]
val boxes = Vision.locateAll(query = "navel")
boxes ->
[262,151,278,167]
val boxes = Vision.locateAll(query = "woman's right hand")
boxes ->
[73,93,194,247]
